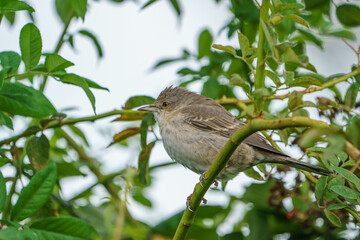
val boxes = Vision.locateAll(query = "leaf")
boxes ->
[45,53,74,72]
[238,32,250,57]
[84,78,109,91]
[0,110,13,129]
[0,82,57,118]
[0,0,34,13]
[315,176,327,203]
[11,162,57,221]
[30,216,98,239]
[56,161,86,178]
[327,203,348,211]
[288,91,303,111]
[324,176,345,201]
[260,19,277,58]
[78,30,103,58]
[55,0,87,24]
[327,29,356,40]
[169,0,181,16]
[26,134,50,169]
[330,166,360,192]
[297,29,323,48]
[71,0,87,20]
[20,23,42,70]
[230,74,250,94]
[68,125,89,146]
[198,29,213,59]
[0,171,6,212]
[289,76,322,88]
[344,83,359,108]
[60,74,96,113]
[330,185,360,200]
[0,227,33,240]
[212,44,236,56]
[138,141,155,186]
[275,2,304,12]
[265,70,281,87]
[0,157,11,167]
[0,51,21,74]
[336,4,360,27]
[140,113,156,149]
[124,95,155,109]
[132,189,152,207]
[283,14,309,28]
[108,127,140,147]
[324,209,342,227]
[243,168,265,181]
[346,116,360,147]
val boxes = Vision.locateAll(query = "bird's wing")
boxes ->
[182,104,288,157]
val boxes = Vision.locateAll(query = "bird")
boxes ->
[138,86,330,182]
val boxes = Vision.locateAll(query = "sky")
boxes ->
[1,0,360,233]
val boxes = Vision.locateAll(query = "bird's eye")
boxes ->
[162,102,169,107]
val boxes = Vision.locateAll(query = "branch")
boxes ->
[0,110,147,146]
[172,116,359,239]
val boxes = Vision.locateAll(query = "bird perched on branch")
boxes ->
[139,86,330,181]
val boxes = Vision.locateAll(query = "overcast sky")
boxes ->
[1,0,359,232]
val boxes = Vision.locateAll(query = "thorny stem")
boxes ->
[173,117,360,239]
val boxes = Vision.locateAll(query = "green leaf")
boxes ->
[60,74,96,113]
[315,176,327,203]
[344,83,359,108]
[0,227,33,240]
[0,82,56,118]
[124,95,155,109]
[324,209,342,227]
[138,141,155,186]
[330,166,360,192]
[297,29,323,48]
[84,78,109,91]
[243,168,265,181]
[68,125,89,146]
[212,44,236,56]
[0,110,13,129]
[336,4,360,27]
[238,32,250,57]
[45,54,74,72]
[20,23,42,70]
[169,0,181,16]
[0,69,5,89]
[330,185,360,200]
[260,19,277,58]
[283,14,309,28]
[324,176,345,201]
[327,203,348,211]
[198,29,213,59]
[242,179,275,208]
[55,0,87,24]
[289,76,322,88]
[140,113,156,149]
[78,30,103,58]
[0,0,34,13]
[327,29,356,40]
[11,162,57,221]
[346,116,360,147]
[71,0,87,20]
[26,134,50,169]
[56,161,86,178]
[0,51,21,74]
[0,157,11,167]
[0,171,6,212]
[30,216,98,239]
[265,70,281,87]
[288,91,303,110]
[132,188,152,207]
[275,2,304,12]
[230,74,250,94]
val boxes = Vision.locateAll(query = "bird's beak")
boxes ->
[138,105,159,112]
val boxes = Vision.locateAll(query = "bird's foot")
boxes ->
[199,172,219,190]
[186,194,207,212]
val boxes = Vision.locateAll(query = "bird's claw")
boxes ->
[199,172,219,189]
[186,194,207,212]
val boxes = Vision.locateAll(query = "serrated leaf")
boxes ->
[140,113,156,149]
[26,134,50,169]
[198,29,213,59]
[0,0,34,13]
[336,4,360,27]
[78,30,103,58]
[11,162,57,221]
[0,82,56,118]
[45,53,74,72]
[108,127,140,147]
[124,95,155,109]
[0,51,21,74]
[330,185,360,200]
[138,141,155,186]
[344,83,359,108]
[60,74,96,113]
[284,14,309,28]
[0,171,6,212]
[212,44,236,56]
[330,166,360,192]
[324,209,342,227]
[20,23,42,70]
[30,216,98,239]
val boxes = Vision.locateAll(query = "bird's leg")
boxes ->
[186,194,207,212]
[199,172,219,189]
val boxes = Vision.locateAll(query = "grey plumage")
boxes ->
[139,86,330,180]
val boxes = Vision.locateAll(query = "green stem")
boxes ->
[0,110,147,146]
[254,0,270,90]
[172,116,352,239]
[2,170,18,220]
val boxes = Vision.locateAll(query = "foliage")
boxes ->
[1,0,360,239]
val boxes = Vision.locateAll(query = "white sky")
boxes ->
[1,0,359,233]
